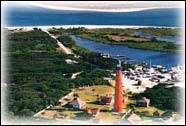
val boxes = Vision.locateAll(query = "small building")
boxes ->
[101,53,110,58]
[65,59,78,64]
[97,96,113,105]
[136,97,150,107]
[69,98,86,109]
[86,107,100,117]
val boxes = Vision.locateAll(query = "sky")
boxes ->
[2,1,185,12]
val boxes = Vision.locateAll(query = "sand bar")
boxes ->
[4,25,179,31]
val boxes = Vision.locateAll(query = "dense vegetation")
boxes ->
[136,28,181,37]
[49,27,86,35]
[122,41,181,53]
[78,27,181,37]
[77,28,182,53]
[9,30,57,53]
[57,34,76,48]
[135,84,183,112]
[7,29,115,117]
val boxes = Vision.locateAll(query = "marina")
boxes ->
[72,35,183,69]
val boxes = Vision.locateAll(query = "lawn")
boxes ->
[76,85,114,109]
[35,84,165,123]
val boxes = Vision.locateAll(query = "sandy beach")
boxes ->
[34,5,180,13]
[4,25,178,31]
[32,1,183,12]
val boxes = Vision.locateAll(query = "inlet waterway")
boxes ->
[72,36,183,69]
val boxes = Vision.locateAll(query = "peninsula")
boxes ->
[4,26,184,125]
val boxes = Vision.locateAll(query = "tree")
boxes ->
[19,109,34,117]
[142,84,182,111]
[153,111,160,118]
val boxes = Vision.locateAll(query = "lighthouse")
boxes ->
[114,60,124,113]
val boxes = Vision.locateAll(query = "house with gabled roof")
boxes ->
[69,98,86,109]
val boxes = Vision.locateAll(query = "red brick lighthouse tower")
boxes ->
[114,60,124,113]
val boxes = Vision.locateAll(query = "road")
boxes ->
[43,29,73,55]
[71,71,83,79]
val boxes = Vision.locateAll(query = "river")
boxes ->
[72,36,183,69]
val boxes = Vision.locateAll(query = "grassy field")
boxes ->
[78,28,182,53]
[86,27,181,37]
[76,85,114,109]
[36,85,120,123]
[106,35,150,42]
[36,83,165,123]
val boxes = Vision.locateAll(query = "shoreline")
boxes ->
[4,25,180,30]
[3,1,184,13]
[34,4,181,12]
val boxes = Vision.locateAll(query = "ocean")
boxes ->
[5,5,181,27]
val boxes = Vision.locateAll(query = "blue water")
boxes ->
[5,5,184,68]
[5,5,181,27]
[72,36,183,69]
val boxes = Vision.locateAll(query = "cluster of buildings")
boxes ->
[63,93,113,118]
[119,64,185,93]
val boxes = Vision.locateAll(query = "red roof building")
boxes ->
[97,96,113,105]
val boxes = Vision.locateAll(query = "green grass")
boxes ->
[79,33,181,53]
[124,41,181,53]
